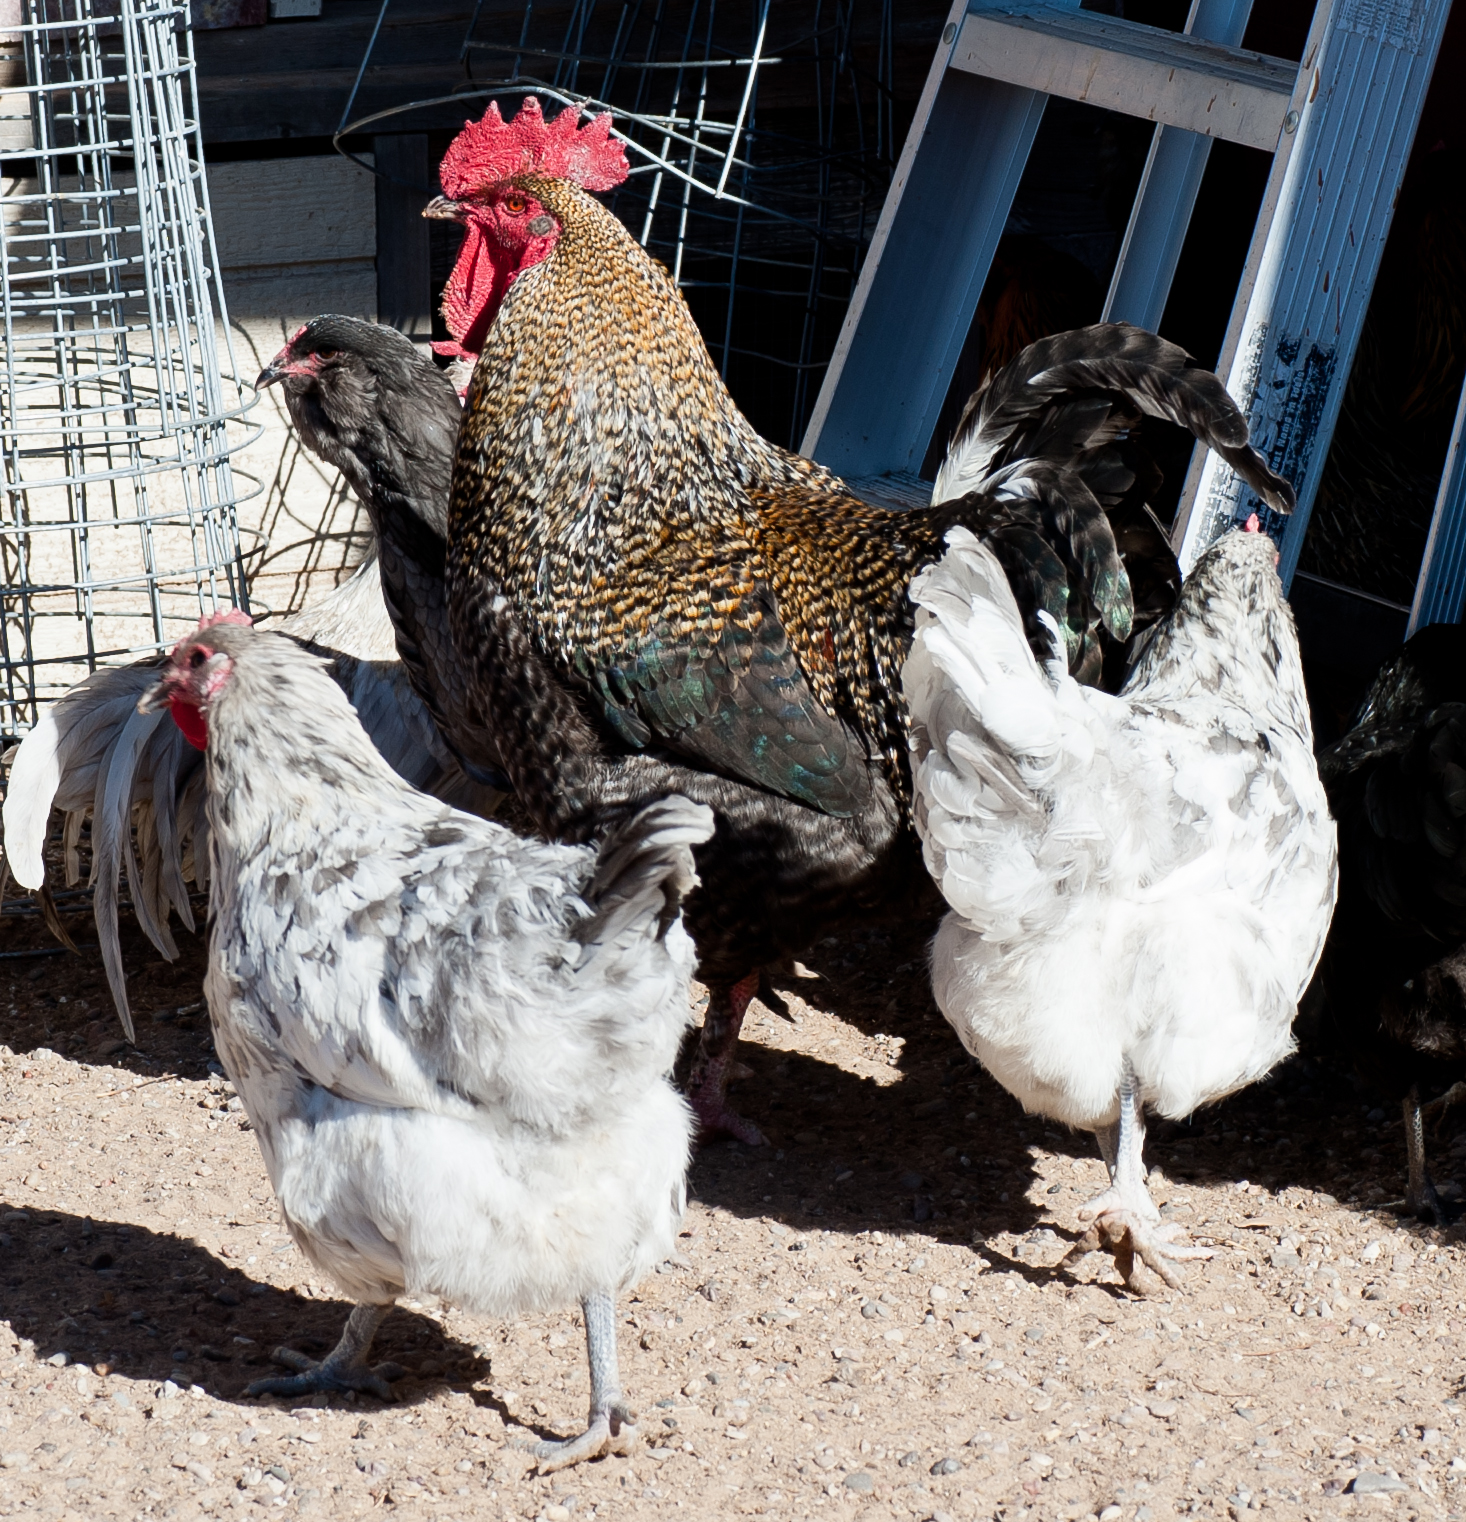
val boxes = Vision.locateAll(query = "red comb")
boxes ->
[1242,513,1261,534]
[439,97,628,197]
[197,609,253,633]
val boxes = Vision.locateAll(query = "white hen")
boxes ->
[138,614,712,1470]
[903,523,1337,1289]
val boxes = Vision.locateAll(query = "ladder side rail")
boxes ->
[1408,373,1466,635]
[1102,0,1256,331]
[1175,0,1453,586]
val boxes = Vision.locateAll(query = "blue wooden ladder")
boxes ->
[801,0,1459,618]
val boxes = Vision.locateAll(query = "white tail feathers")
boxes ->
[905,528,1109,939]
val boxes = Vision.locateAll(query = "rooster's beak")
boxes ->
[423,195,466,222]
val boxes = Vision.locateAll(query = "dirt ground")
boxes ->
[3,883,1466,1522]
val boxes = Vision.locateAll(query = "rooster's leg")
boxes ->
[245,1302,404,1400]
[1062,1061,1212,1292]
[534,1290,639,1473]
[685,971,764,1145]
[1401,1087,1449,1224]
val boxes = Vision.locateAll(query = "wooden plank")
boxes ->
[1176,0,1454,587]
[801,0,1045,481]
[208,155,376,319]
[208,155,375,266]
[373,133,432,338]
[951,2,1296,152]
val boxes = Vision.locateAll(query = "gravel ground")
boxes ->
[3,892,1466,1522]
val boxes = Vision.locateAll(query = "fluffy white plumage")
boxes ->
[145,620,710,1463]
[904,525,1336,1282]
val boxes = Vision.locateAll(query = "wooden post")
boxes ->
[373,133,432,338]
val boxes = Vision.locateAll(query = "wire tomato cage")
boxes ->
[0,0,258,747]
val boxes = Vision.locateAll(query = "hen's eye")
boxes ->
[503,193,527,215]
[189,650,206,669]
[314,347,338,361]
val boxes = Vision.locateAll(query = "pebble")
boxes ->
[843,1472,874,1492]
[1349,1473,1408,1494]
[930,1456,961,1475]
[1099,1508,1123,1521]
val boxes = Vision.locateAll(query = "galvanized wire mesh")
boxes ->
[339,0,895,449]
[0,0,256,744]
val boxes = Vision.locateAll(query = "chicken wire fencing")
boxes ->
[0,0,256,746]
[340,0,896,449]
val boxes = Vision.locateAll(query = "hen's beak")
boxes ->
[423,195,466,222]
[255,355,287,390]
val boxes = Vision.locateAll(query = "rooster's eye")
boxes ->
[503,193,527,215]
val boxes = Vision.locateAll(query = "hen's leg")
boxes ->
[685,971,764,1145]
[246,1302,404,1400]
[535,1291,639,1473]
[1062,1062,1212,1292]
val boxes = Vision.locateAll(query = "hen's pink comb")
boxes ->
[196,609,253,633]
[439,97,628,198]
[1242,512,1261,533]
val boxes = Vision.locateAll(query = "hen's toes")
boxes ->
[534,1403,638,1473]
[245,1348,404,1401]
[1063,1211,1212,1293]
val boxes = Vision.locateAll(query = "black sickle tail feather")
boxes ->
[578,795,717,950]
[925,458,1131,679]
[943,322,1296,517]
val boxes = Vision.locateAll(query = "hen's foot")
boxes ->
[245,1302,402,1400]
[1064,1188,1213,1292]
[245,1347,405,1401]
[534,1402,638,1473]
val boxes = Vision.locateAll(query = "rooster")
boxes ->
[1315,622,1466,1221]
[426,98,1296,1141]
[139,612,712,1470]
[1,322,499,1036]
[903,520,1337,1289]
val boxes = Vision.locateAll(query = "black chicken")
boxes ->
[256,318,505,793]
[1316,622,1466,1220]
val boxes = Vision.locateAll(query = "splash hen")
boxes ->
[428,98,1295,1140]
[904,521,1336,1288]
[141,612,712,1469]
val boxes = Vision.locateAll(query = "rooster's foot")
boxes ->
[688,1088,766,1146]
[685,971,765,1145]
[246,1303,402,1401]
[534,1401,638,1473]
[1063,1193,1212,1292]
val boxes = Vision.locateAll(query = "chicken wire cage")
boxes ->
[339,0,897,449]
[0,0,256,746]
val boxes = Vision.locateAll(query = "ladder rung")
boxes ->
[952,3,1297,151]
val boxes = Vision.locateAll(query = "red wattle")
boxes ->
[169,694,209,751]
[440,222,560,364]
